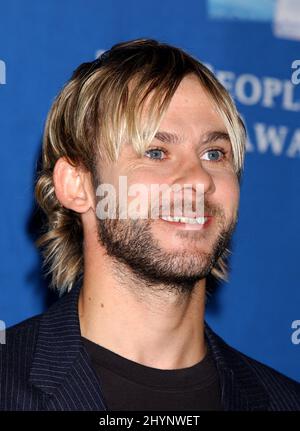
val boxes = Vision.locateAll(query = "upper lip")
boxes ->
[160,214,211,218]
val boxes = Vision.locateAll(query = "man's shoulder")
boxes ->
[234,344,300,388]
[1,313,43,360]
[221,333,300,407]
[2,289,68,352]
[205,325,300,410]
[0,312,49,410]
[1,286,79,370]
[0,286,84,411]
[7,313,42,332]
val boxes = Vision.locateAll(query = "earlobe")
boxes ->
[53,157,92,213]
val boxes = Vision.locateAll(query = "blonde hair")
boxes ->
[35,38,246,295]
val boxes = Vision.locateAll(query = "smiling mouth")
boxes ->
[160,216,208,224]
[158,215,212,230]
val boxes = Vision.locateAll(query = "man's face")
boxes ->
[94,74,240,294]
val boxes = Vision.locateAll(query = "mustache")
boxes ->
[149,202,219,218]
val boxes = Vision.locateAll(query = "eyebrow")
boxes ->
[154,130,231,146]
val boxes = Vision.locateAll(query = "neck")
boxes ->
[78,245,207,370]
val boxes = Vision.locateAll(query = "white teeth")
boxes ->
[161,216,207,224]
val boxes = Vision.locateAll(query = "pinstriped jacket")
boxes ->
[1,280,299,411]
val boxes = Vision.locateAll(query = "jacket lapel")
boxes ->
[29,279,108,411]
[204,323,270,411]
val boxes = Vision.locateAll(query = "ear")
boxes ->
[53,157,95,213]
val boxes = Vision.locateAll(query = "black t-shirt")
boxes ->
[82,336,223,411]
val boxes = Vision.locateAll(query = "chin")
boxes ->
[153,228,214,251]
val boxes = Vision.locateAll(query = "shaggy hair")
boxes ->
[35,38,246,294]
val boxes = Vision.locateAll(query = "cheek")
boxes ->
[123,165,166,190]
[215,175,240,216]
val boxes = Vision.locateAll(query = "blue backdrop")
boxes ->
[0,0,299,382]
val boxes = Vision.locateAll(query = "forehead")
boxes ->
[161,74,225,131]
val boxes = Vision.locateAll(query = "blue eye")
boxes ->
[144,148,167,161]
[202,149,225,162]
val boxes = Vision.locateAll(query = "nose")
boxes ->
[174,159,216,196]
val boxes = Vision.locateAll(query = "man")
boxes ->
[1,38,299,411]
